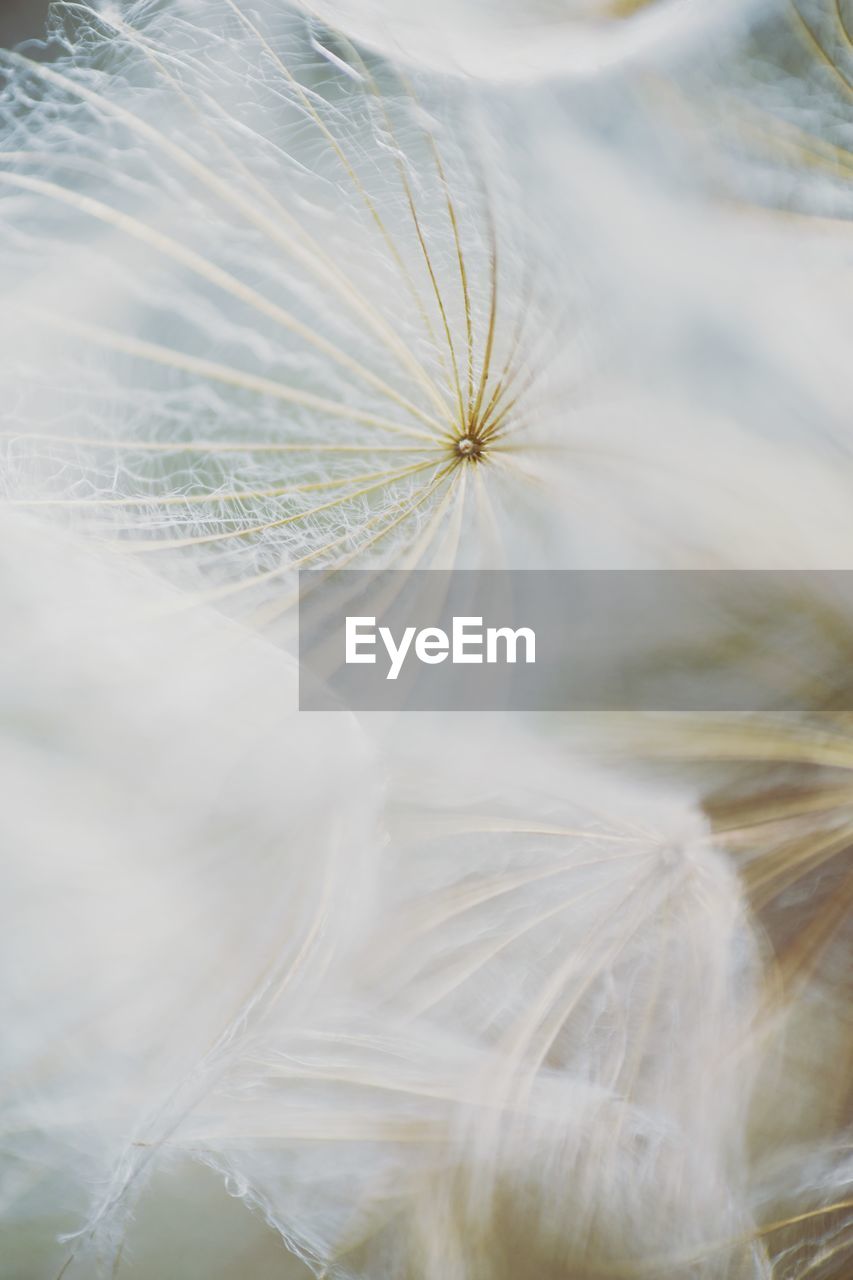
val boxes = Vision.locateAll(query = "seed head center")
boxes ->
[454,433,483,461]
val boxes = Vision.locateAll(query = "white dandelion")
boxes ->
[138,722,850,1280]
[2,0,853,655]
[1,6,852,1276]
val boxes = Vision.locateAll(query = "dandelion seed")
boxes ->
[0,2,573,608]
[4,0,853,639]
[2,6,853,1280]
[158,724,789,1280]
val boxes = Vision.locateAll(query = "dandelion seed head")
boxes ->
[2,4,853,1278]
[453,432,482,460]
[177,724,768,1279]
[3,0,853,634]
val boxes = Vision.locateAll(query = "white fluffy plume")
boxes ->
[0,512,378,1277]
[6,663,849,1277]
[2,0,853,636]
[294,0,766,82]
[2,2,852,1278]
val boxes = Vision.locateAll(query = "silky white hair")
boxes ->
[1,2,852,1277]
[293,0,769,82]
[0,512,379,1276]
[1,0,853,637]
